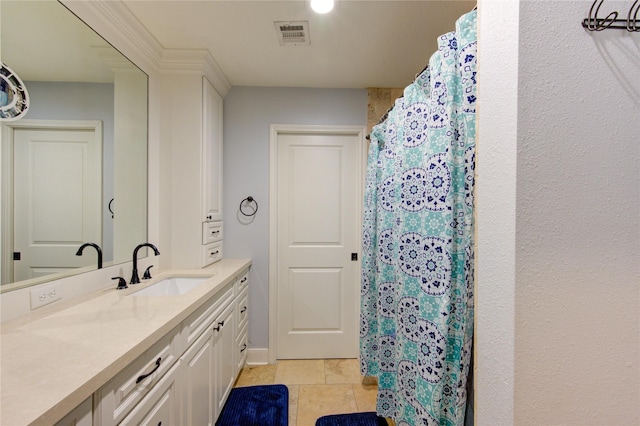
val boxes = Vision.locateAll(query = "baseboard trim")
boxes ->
[246,348,269,365]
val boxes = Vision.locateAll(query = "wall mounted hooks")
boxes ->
[582,0,640,31]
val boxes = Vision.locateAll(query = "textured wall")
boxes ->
[514,1,639,423]
[478,1,639,424]
[475,1,519,423]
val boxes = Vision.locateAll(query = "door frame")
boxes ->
[1,119,102,285]
[268,124,367,363]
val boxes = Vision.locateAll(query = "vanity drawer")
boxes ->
[182,281,234,349]
[202,221,223,245]
[95,327,180,426]
[201,241,223,267]
[236,270,249,295]
[236,286,248,334]
[118,360,180,426]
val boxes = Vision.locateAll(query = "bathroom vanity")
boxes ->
[0,258,251,426]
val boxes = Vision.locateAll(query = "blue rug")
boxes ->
[315,412,387,426]
[216,384,289,426]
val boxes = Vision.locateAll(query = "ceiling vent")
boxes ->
[274,21,310,46]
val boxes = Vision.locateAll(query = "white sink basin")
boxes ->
[131,277,208,296]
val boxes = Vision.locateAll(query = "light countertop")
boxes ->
[0,258,251,426]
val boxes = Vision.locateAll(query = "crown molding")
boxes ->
[160,50,231,97]
[60,0,163,74]
[61,1,231,97]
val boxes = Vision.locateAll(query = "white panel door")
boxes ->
[276,130,362,359]
[13,127,101,281]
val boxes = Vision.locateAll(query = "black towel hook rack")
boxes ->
[582,0,640,31]
[239,196,258,217]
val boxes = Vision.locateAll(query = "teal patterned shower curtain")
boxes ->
[360,10,477,426]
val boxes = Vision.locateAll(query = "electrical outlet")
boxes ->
[30,283,62,310]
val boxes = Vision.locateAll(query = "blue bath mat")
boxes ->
[216,384,288,426]
[315,412,387,426]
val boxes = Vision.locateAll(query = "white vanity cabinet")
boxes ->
[212,302,236,418]
[235,272,249,372]
[55,397,93,426]
[94,329,182,426]
[167,73,224,269]
[94,267,250,426]
[181,274,244,424]
[200,76,224,267]
[118,361,181,426]
[180,280,234,425]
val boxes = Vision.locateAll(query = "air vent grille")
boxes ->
[274,21,310,46]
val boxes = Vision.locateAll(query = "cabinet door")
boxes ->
[182,329,214,426]
[212,303,236,419]
[202,77,223,222]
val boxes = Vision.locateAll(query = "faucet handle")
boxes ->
[143,265,154,280]
[112,276,128,290]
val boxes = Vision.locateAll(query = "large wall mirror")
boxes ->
[0,0,148,292]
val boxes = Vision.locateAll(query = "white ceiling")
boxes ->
[1,0,476,89]
[2,0,131,83]
[121,0,477,89]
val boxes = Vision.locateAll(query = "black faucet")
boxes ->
[76,243,103,269]
[131,243,160,284]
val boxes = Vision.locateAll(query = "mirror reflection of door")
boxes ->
[9,121,102,282]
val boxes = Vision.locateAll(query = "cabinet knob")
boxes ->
[206,215,212,220]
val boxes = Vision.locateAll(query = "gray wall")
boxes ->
[24,81,115,260]
[223,86,367,349]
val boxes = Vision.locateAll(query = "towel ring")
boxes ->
[239,196,258,217]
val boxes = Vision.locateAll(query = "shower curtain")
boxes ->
[360,10,477,426]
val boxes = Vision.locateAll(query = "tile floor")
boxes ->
[233,359,383,426]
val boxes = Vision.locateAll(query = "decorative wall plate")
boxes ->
[0,63,30,121]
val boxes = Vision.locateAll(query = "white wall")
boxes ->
[477,0,639,424]
[223,87,367,349]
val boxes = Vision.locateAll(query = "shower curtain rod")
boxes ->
[365,4,477,141]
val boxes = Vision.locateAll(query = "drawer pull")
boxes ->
[210,250,219,256]
[240,343,247,353]
[241,277,247,283]
[211,230,220,235]
[240,306,247,313]
[136,357,161,384]
[213,320,225,332]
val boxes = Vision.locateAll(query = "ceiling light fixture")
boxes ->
[310,0,334,14]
